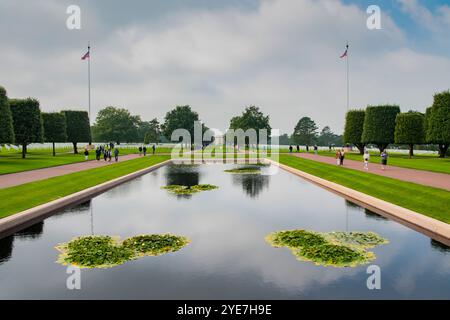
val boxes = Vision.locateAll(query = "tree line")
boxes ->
[343,90,450,158]
[1,83,448,158]
[0,86,91,158]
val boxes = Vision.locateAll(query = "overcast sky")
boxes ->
[1,0,449,134]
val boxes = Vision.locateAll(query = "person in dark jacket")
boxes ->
[114,148,119,162]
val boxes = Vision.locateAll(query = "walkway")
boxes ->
[291,153,450,191]
[0,154,141,189]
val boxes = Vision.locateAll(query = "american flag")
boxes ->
[340,44,348,58]
[81,50,90,60]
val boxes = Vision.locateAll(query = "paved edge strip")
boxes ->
[266,159,450,246]
[0,159,172,236]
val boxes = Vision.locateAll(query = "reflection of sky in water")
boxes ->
[0,163,449,299]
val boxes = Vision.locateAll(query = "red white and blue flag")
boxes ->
[81,50,90,60]
[340,44,348,58]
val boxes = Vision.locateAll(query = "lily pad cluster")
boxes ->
[266,229,388,268]
[56,234,190,269]
[162,184,218,195]
[224,167,262,174]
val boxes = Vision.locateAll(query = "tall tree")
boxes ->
[143,118,161,144]
[42,112,67,156]
[292,117,318,146]
[316,126,342,147]
[63,110,91,154]
[92,106,140,144]
[162,105,201,146]
[277,133,292,145]
[0,86,15,145]
[394,111,425,158]
[9,98,44,158]
[362,105,400,153]
[344,109,366,154]
[426,91,450,158]
[229,106,271,146]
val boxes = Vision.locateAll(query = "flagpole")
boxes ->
[346,42,349,111]
[87,43,92,145]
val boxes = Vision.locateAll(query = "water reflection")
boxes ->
[230,167,270,198]
[431,239,450,253]
[164,164,201,198]
[15,221,44,240]
[0,236,13,265]
[345,200,388,221]
[0,163,449,299]
[0,221,44,264]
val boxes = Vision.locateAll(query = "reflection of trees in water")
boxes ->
[53,200,91,218]
[0,236,14,265]
[231,173,270,199]
[345,200,361,210]
[15,221,44,240]
[164,164,201,199]
[345,200,388,221]
[430,239,450,253]
[105,176,146,198]
[364,209,388,221]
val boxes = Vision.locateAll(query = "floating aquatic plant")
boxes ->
[162,184,218,195]
[224,167,262,174]
[56,234,190,269]
[266,229,388,268]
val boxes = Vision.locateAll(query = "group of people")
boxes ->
[289,144,320,155]
[138,144,156,156]
[363,149,389,171]
[92,144,120,162]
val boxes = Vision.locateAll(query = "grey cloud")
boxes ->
[0,0,449,135]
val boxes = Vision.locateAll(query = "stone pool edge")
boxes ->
[0,159,172,237]
[267,159,450,246]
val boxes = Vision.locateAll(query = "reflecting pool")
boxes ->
[0,163,449,299]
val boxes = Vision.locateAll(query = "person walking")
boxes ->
[95,147,101,161]
[340,148,345,166]
[335,149,341,165]
[114,148,119,162]
[306,145,309,153]
[108,149,112,162]
[103,149,108,161]
[139,146,143,156]
[152,144,156,155]
[314,145,318,155]
[363,150,370,171]
[84,149,89,161]
[289,145,293,153]
[143,146,147,156]
[381,150,388,170]
[296,145,300,152]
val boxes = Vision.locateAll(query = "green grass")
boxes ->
[278,154,450,223]
[0,155,170,219]
[0,146,173,175]
[311,150,450,175]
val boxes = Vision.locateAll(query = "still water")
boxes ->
[0,163,449,299]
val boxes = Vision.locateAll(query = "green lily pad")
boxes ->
[162,184,218,195]
[266,229,388,268]
[224,167,262,174]
[56,234,190,269]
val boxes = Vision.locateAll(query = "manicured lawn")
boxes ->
[278,154,450,224]
[0,155,170,219]
[0,146,172,175]
[314,150,450,175]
